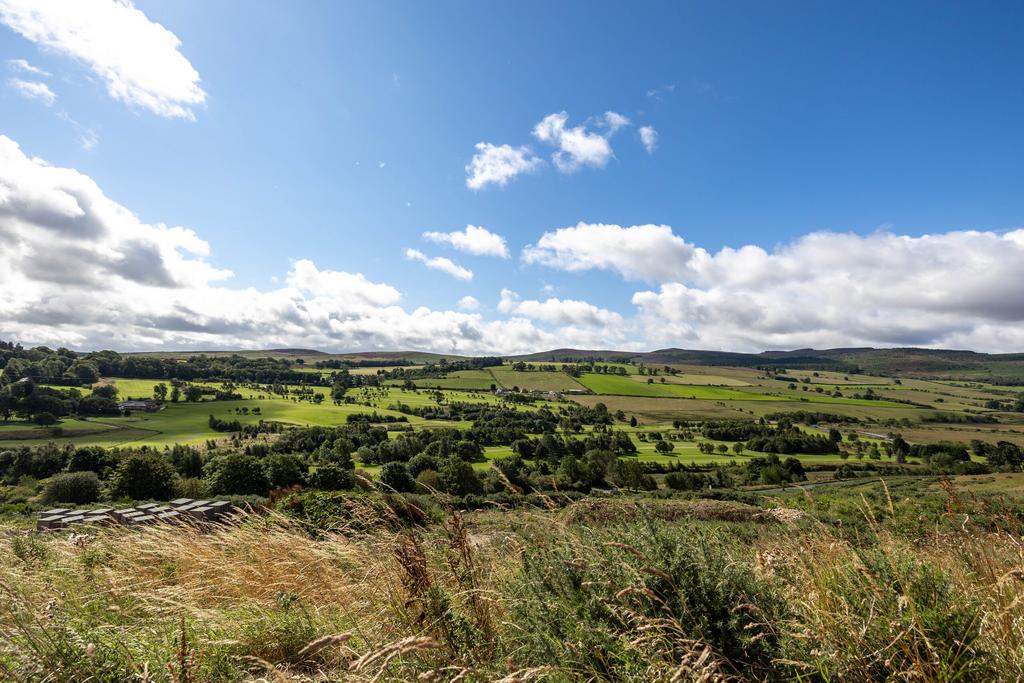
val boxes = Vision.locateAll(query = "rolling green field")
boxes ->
[578,373,776,399]
[9,360,1024,455]
[488,367,588,392]
[574,372,900,404]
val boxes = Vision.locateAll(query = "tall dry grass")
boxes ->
[0,488,1021,681]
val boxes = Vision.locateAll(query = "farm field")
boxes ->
[408,370,497,390]
[639,372,752,386]
[577,373,780,399]
[576,372,913,408]
[488,367,588,391]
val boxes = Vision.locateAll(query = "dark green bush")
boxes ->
[108,452,177,501]
[263,453,307,489]
[305,462,354,491]
[43,471,101,504]
[378,461,415,493]
[205,453,270,496]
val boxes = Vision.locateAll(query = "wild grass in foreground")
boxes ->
[1,486,1022,681]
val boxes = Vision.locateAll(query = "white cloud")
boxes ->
[467,109,631,187]
[497,288,520,314]
[498,289,623,327]
[630,228,1024,352]
[0,134,613,355]
[287,259,401,307]
[7,132,1024,355]
[639,125,658,153]
[0,0,205,119]
[6,57,48,76]
[404,248,473,281]
[465,142,542,190]
[533,111,615,173]
[8,77,55,105]
[423,224,510,258]
[523,222,696,283]
[457,295,479,311]
[603,111,630,132]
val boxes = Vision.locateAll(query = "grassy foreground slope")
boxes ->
[2,479,1023,681]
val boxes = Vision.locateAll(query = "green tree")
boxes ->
[153,383,168,402]
[92,384,119,400]
[438,457,482,496]
[263,453,307,489]
[205,453,270,496]
[306,462,354,490]
[70,362,100,384]
[378,462,415,492]
[109,452,177,501]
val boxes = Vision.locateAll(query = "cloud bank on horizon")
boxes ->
[3,133,1024,355]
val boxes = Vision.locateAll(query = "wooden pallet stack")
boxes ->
[36,499,236,531]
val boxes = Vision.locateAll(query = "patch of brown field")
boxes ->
[900,424,1024,446]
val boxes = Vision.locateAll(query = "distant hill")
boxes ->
[127,348,469,364]
[509,346,1024,381]
[125,345,1024,381]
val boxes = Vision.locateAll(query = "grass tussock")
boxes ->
[0,488,1022,682]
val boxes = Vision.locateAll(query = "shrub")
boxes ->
[407,452,440,477]
[108,452,177,501]
[32,412,57,426]
[205,453,270,496]
[66,446,113,475]
[305,463,354,491]
[263,453,307,489]
[42,471,101,504]
[415,469,442,494]
[438,458,482,496]
[378,461,415,493]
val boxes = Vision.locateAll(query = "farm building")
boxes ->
[117,400,161,413]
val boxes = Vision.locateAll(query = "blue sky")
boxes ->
[2,1,1024,353]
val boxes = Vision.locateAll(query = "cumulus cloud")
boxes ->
[287,259,401,307]
[7,76,55,105]
[465,142,542,190]
[639,125,658,153]
[0,0,205,119]
[603,111,630,132]
[7,57,48,76]
[423,224,510,258]
[457,295,479,311]
[498,289,622,327]
[467,109,632,187]
[7,133,1024,355]
[404,248,473,281]
[523,222,695,283]
[0,134,625,355]
[533,111,616,173]
[630,229,1024,352]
